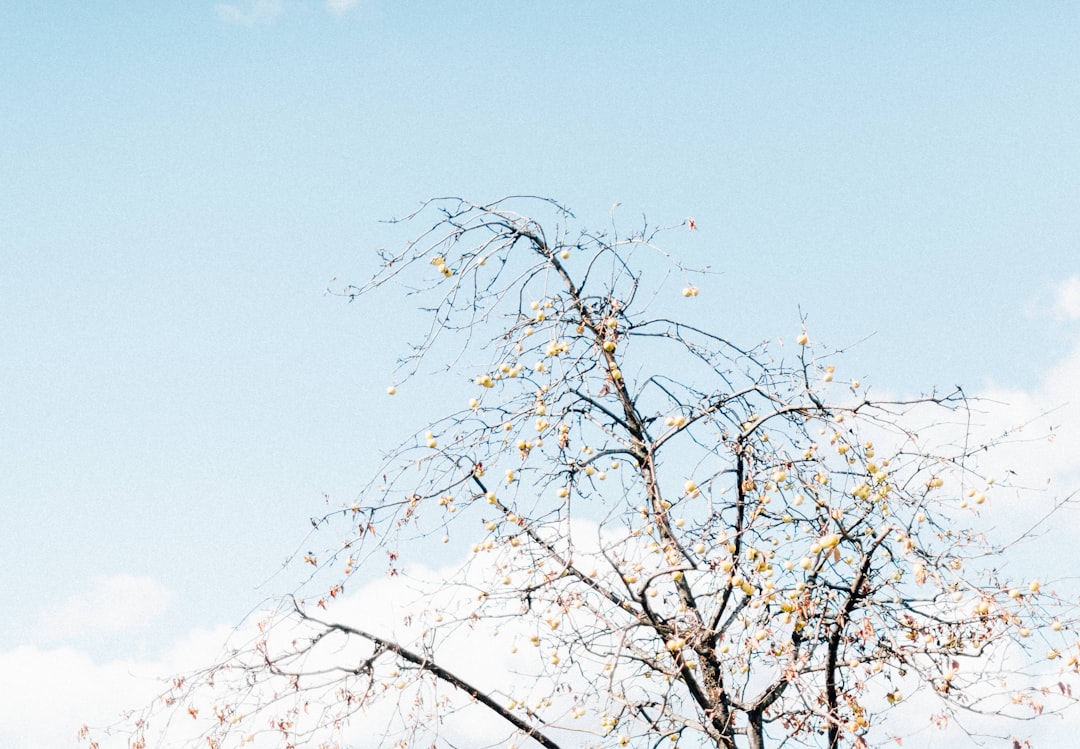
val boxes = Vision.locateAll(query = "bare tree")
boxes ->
[94,198,1079,749]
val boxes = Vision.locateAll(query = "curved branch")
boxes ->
[298,607,564,749]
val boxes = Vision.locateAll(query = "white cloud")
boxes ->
[0,565,546,749]
[0,625,231,749]
[1052,275,1080,321]
[6,499,1080,749]
[215,0,285,25]
[325,0,361,15]
[0,645,140,749]
[38,574,174,640]
[976,340,1080,487]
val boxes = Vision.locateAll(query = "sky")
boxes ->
[2,1,1079,747]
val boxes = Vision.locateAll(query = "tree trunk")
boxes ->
[745,709,766,749]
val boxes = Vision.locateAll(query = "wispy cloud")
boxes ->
[325,0,362,16]
[215,0,285,25]
[214,0,363,23]
[1051,275,1080,321]
[38,574,174,640]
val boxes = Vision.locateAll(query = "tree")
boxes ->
[97,197,1078,749]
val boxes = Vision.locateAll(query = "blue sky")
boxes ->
[2,2,1079,747]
